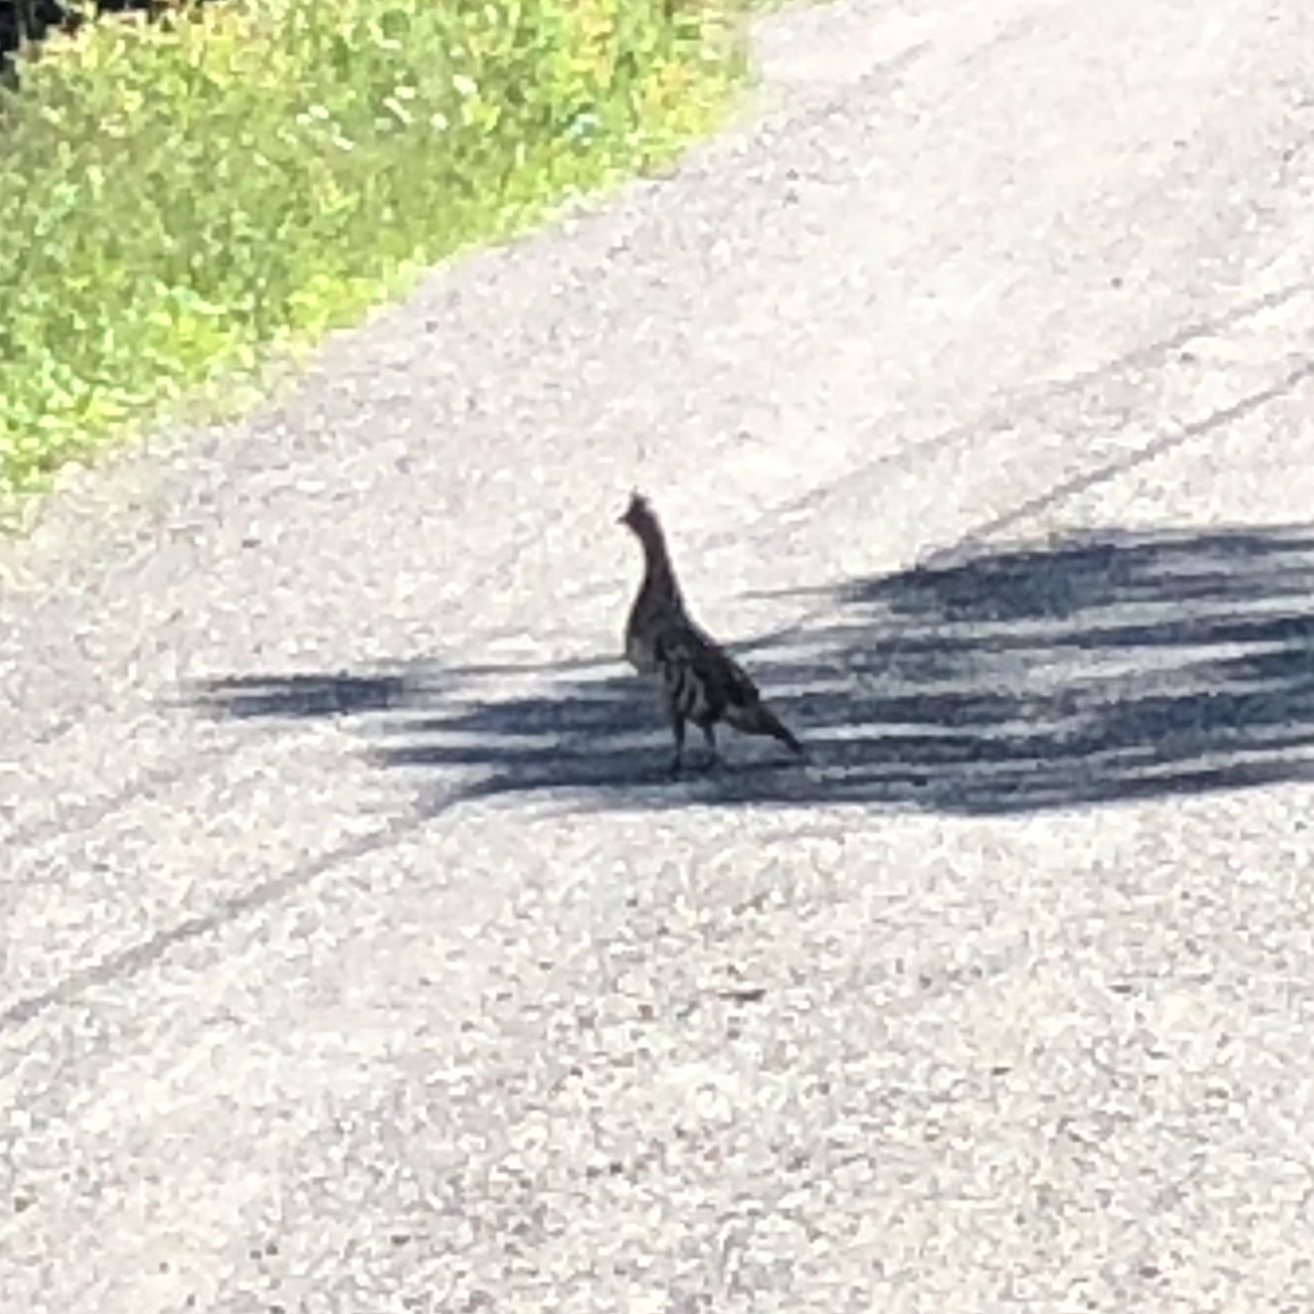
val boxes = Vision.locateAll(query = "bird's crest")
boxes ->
[618,488,657,530]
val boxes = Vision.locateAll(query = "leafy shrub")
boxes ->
[0,0,747,506]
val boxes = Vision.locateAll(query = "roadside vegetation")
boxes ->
[0,0,753,519]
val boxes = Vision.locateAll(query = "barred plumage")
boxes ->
[619,491,805,778]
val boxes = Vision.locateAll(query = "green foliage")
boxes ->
[0,0,749,509]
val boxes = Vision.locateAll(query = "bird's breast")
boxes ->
[624,624,659,673]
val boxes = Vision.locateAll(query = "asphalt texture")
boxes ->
[5,0,1314,1308]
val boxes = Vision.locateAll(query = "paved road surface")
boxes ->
[5,0,1314,1308]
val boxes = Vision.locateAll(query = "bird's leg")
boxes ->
[699,722,720,773]
[667,708,687,780]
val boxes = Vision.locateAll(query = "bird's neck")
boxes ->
[638,524,682,605]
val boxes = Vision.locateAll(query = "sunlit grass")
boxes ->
[0,0,752,518]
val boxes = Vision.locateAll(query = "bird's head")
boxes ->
[617,489,657,535]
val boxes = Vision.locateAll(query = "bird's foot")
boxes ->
[668,754,721,781]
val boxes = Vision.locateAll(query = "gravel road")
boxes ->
[5,0,1314,1308]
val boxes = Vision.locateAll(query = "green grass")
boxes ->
[0,0,753,520]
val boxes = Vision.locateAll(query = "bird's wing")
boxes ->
[657,621,761,711]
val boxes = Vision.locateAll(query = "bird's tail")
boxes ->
[731,700,805,756]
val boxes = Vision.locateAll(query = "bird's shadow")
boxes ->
[186,521,1314,818]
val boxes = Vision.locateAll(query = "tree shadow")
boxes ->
[186,521,1314,817]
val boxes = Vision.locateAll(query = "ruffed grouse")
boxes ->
[619,491,804,778]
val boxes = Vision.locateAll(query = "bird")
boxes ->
[618,490,805,779]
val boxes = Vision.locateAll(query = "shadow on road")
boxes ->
[188,523,1314,816]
